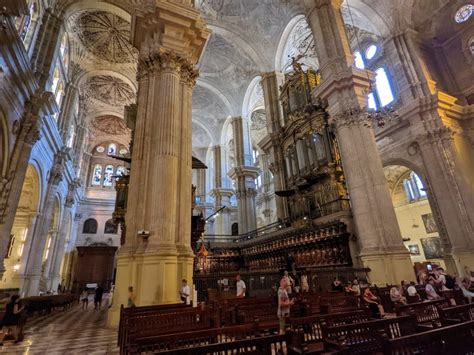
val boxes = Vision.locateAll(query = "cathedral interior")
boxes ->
[0,0,473,353]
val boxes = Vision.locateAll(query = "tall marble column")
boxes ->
[22,149,66,296]
[306,0,414,284]
[260,72,288,221]
[58,82,79,142]
[107,2,210,327]
[228,117,259,234]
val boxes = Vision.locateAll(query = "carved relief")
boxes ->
[83,75,135,106]
[90,115,130,136]
[76,11,137,63]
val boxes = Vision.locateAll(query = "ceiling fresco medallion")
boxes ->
[91,115,130,136]
[84,75,135,106]
[77,11,136,63]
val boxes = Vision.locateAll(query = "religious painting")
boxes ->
[421,237,444,259]
[421,213,438,234]
[408,244,420,255]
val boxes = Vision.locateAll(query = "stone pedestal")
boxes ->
[107,2,209,327]
[307,0,414,284]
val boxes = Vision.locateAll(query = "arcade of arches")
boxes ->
[0,0,473,351]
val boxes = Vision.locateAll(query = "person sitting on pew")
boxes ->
[363,287,385,318]
[425,278,441,300]
[332,277,344,292]
[277,277,295,334]
[458,277,474,303]
[390,285,407,305]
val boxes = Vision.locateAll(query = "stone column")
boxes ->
[22,149,66,296]
[306,0,414,284]
[261,72,289,221]
[30,8,63,89]
[228,117,259,234]
[0,92,53,279]
[58,82,79,142]
[107,2,209,327]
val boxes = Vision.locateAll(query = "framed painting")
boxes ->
[420,237,444,259]
[421,213,438,233]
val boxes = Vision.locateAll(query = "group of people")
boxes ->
[80,285,105,310]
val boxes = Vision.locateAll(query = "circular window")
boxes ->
[365,45,377,60]
[454,4,473,23]
[96,146,105,153]
[119,148,128,155]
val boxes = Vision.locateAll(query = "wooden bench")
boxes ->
[138,333,294,355]
[438,303,474,325]
[322,316,417,354]
[119,308,212,354]
[125,323,259,354]
[319,295,359,314]
[396,298,450,330]
[383,320,474,354]
[236,302,280,332]
[22,294,76,316]
[289,309,372,353]
[118,303,191,348]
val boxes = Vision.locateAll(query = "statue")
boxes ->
[290,56,304,73]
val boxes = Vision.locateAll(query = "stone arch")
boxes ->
[61,0,131,22]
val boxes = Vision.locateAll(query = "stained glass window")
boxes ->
[91,164,102,186]
[103,165,114,187]
[454,4,473,23]
[108,143,117,155]
[116,166,126,176]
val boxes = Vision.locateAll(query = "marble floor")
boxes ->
[0,302,118,354]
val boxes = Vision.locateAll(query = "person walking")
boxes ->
[127,286,136,308]
[94,285,104,310]
[180,279,190,304]
[236,275,246,298]
[0,295,25,344]
[81,287,89,310]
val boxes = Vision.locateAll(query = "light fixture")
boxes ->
[13,264,20,271]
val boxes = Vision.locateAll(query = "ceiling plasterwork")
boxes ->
[83,75,135,107]
[76,11,137,64]
[281,18,318,72]
[90,115,130,136]
[249,109,267,146]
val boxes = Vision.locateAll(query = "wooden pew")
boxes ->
[236,302,280,332]
[383,320,474,354]
[396,298,450,330]
[140,333,294,355]
[22,294,76,316]
[125,323,259,354]
[319,295,359,314]
[118,303,191,348]
[322,316,417,354]
[438,303,474,325]
[119,308,212,354]
[289,309,372,353]
[211,296,274,325]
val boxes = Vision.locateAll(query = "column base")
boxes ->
[107,250,182,327]
[451,249,474,276]
[359,251,415,286]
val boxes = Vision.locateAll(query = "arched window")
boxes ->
[403,172,427,202]
[365,44,378,60]
[374,67,394,107]
[16,1,39,50]
[103,165,114,187]
[231,223,239,236]
[66,124,75,148]
[104,219,118,234]
[108,143,117,155]
[83,218,98,234]
[116,166,126,176]
[354,51,365,69]
[60,33,69,74]
[91,164,102,186]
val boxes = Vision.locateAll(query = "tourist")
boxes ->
[0,295,25,344]
[300,273,309,292]
[433,268,449,291]
[108,284,115,309]
[81,287,89,310]
[277,277,295,334]
[406,281,419,298]
[127,286,136,307]
[235,275,246,298]
[94,285,104,310]
[425,278,441,300]
[458,277,474,303]
[363,287,384,318]
[390,285,407,305]
[180,279,190,304]
[332,277,344,292]
[352,279,361,297]
[283,271,294,294]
